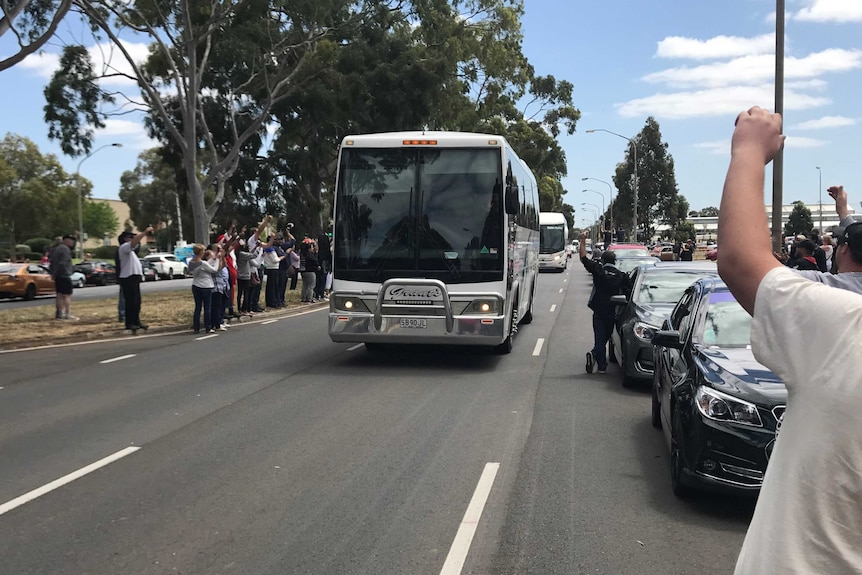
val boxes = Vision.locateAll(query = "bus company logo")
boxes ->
[386,286,443,301]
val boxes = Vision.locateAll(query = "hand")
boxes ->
[579,231,588,241]
[828,185,848,215]
[145,225,154,234]
[731,106,785,165]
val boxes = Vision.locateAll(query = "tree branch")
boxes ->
[0,0,71,72]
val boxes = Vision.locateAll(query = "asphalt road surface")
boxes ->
[0,262,754,574]
[0,277,193,310]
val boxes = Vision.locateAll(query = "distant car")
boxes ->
[607,243,651,258]
[616,256,658,275]
[0,263,55,300]
[141,260,160,282]
[74,261,118,286]
[70,270,86,288]
[658,246,676,261]
[706,246,718,261]
[142,253,187,279]
[651,277,786,496]
[609,262,720,387]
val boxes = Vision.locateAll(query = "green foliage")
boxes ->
[784,201,814,236]
[671,221,696,243]
[119,148,188,244]
[612,117,688,240]
[0,0,72,72]
[25,237,53,254]
[91,245,118,260]
[83,200,120,241]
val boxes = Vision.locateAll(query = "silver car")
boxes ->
[609,262,719,387]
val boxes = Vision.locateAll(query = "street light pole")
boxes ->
[771,0,786,251]
[586,129,637,241]
[582,177,614,232]
[816,166,822,234]
[582,190,605,240]
[75,143,123,260]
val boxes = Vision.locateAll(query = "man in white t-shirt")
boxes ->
[118,227,152,331]
[719,107,862,574]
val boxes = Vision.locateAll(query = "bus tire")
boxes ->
[520,278,536,325]
[496,301,519,354]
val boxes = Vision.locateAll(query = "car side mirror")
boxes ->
[610,294,627,305]
[651,329,683,349]
[504,183,520,215]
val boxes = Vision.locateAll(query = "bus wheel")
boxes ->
[496,304,518,354]
[521,278,536,325]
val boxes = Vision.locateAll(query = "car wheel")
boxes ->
[619,341,634,388]
[75,278,85,288]
[23,283,36,301]
[670,404,693,497]
[651,372,662,429]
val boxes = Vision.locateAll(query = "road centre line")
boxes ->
[0,446,141,517]
[532,338,545,356]
[549,304,556,313]
[559,288,563,293]
[99,354,136,364]
[347,343,364,351]
[439,462,500,575]
[261,319,278,325]
[196,334,219,341]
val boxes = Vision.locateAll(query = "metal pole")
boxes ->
[582,177,614,231]
[816,166,822,234]
[585,129,637,241]
[771,0,785,251]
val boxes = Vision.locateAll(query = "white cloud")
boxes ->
[656,34,774,60]
[18,41,150,87]
[643,49,862,88]
[784,135,829,148]
[98,118,157,151]
[793,0,862,22]
[793,115,857,130]
[694,140,731,155]
[617,85,830,119]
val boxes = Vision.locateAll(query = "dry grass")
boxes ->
[0,284,310,350]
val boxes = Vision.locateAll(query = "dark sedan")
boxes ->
[74,261,118,286]
[609,262,718,387]
[651,278,787,497]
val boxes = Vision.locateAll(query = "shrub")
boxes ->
[15,244,29,255]
[91,245,118,260]
[25,237,53,255]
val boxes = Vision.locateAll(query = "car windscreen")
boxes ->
[616,258,656,274]
[699,292,752,347]
[540,224,566,254]
[636,269,717,304]
[334,147,504,283]
[612,248,650,258]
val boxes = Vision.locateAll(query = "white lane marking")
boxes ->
[532,338,545,356]
[439,462,500,575]
[563,279,567,283]
[347,343,364,351]
[559,288,563,293]
[0,446,141,517]
[549,304,556,313]
[196,334,219,341]
[99,354,136,364]
[261,319,278,325]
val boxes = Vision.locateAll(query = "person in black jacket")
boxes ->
[579,231,628,374]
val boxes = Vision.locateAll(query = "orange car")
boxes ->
[0,263,56,300]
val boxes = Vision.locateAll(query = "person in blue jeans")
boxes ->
[578,231,627,374]
[188,244,222,334]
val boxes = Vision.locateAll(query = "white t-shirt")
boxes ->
[735,266,862,574]
[118,242,143,278]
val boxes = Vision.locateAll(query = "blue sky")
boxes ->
[1,0,861,232]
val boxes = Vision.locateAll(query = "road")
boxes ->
[0,277,193,310]
[0,263,753,574]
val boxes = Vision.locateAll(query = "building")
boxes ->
[81,198,137,251]
[653,203,858,243]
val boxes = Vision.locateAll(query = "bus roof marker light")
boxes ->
[488,140,498,145]
[345,140,354,145]
[403,140,437,145]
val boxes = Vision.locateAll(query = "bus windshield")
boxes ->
[540,224,566,254]
[334,147,504,283]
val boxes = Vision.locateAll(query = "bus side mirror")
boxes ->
[505,184,519,215]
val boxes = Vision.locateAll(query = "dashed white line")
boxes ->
[347,343,364,351]
[549,304,557,313]
[0,446,141,517]
[99,354,136,364]
[196,334,219,341]
[439,462,500,575]
[261,319,278,325]
[559,288,564,293]
[563,279,567,283]
[532,338,545,356]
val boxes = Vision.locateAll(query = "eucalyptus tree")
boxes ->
[0,0,72,71]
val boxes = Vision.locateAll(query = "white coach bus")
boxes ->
[328,132,540,353]
[538,212,568,272]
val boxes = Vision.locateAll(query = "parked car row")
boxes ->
[584,253,787,499]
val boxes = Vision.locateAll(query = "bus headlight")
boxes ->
[333,296,370,313]
[466,299,500,314]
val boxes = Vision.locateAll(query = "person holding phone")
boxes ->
[117,226,153,331]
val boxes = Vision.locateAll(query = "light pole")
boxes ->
[586,129,637,241]
[582,204,600,244]
[75,143,123,260]
[582,177,614,232]
[582,190,605,222]
[582,207,598,243]
[771,0,786,251]
[816,166,822,234]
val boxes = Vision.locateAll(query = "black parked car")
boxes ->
[74,261,118,286]
[141,260,160,282]
[651,277,787,497]
[609,262,718,387]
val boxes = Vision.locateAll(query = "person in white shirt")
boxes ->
[719,107,862,574]
[117,227,152,331]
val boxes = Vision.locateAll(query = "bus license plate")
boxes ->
[400,318,427,329]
